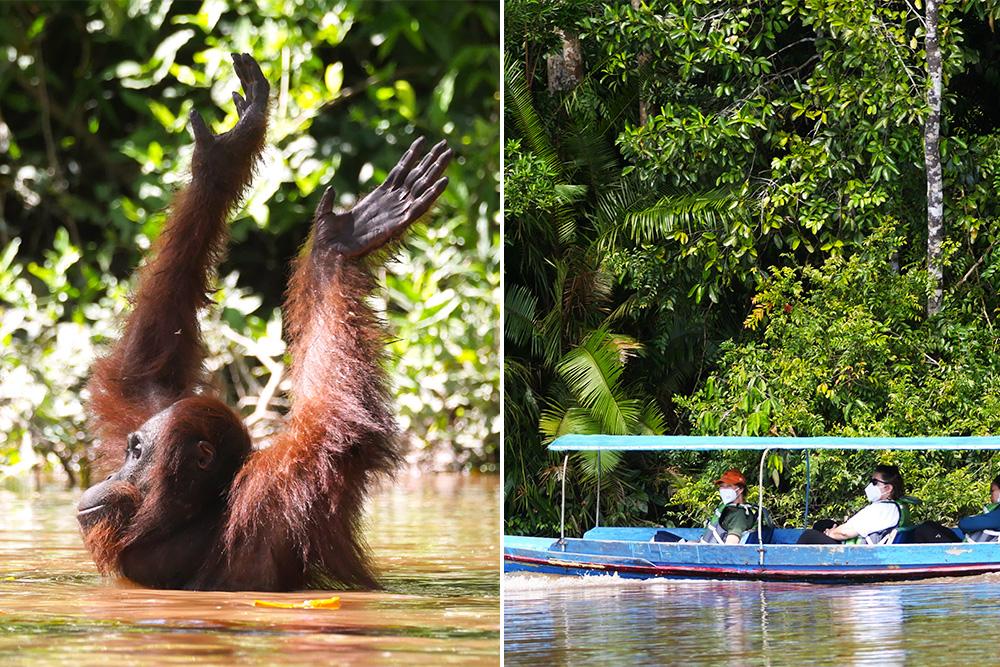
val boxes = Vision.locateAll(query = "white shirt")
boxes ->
[840,501,900,539]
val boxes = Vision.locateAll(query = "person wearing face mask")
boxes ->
[654,468,768,544]
[958,475,1000,542]
[796,465,906,545]
[700,469,763,544]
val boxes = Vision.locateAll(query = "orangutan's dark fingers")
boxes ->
[408,177,448,221]
[384,137,426,189]
[403,140,449,190]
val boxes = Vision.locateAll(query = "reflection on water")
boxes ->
[0,474,500,665]
[504,572,1000,665]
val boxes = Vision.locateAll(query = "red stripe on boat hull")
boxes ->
[504,553,1000,582]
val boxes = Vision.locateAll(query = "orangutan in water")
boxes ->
[76,52,451,591]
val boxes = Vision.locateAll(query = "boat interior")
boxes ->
[582,526,966,545]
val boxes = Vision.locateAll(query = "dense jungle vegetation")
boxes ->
[505,0,1000,535]
[1,0,500,489]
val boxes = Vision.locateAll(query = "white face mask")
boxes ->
[865,483,883,503]
[720,488,739,504]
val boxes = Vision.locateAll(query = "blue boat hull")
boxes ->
[504,528,1000,583]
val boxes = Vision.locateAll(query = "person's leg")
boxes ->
[796,528,841,544]
[812,519,837,531]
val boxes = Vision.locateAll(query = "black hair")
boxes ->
[874,464,904,500]
[991,475,1000,490]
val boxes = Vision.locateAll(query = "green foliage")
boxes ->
[681,226,1000,439]
[506,0,1000,535]
[1,0,499,483]
[676,227,1000,525]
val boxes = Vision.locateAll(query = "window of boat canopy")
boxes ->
[548,434,1000,538]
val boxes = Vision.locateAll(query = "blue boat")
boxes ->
[504,435,1000,583]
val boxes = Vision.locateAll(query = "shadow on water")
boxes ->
[0,474,500,666]
[503,571,1000,666]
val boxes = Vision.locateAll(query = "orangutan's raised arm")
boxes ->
[87,53,270,458]
[222,138,451,589]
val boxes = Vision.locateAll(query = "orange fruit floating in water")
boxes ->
[253,596,341,609]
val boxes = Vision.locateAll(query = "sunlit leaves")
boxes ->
[323,62,343,97]
[1,0,499,476]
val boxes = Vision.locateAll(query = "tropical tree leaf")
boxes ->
[504,284,538,348]
[575,449,623,482]
[637,400,667,435]
[625,186,753,245]
[504,51,561,175]
[505,52,580,243]
[540,404,602,444]
[557,327,640,434]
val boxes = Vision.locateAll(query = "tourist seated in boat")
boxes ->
[653,468,770,544]
[796,465,908,545]
[958,474,1000,542]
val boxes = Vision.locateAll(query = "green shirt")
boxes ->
[719,504,757,535]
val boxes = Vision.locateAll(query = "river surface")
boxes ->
[0,474,499,665]
[504,571,1000,665]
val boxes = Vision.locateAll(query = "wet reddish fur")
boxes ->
[223,252,400,589]
[129,397,251,546]
[83,90,402,590]
[88,122,266,470]
[81,482,142,574]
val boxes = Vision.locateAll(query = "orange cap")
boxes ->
[715,468,746,487]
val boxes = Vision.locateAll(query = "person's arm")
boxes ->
[828,503,898,541]
[825,523,859,541]
[959,506,1000,533]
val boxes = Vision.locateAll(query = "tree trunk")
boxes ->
[546,30,582,93]
[924,0,944,316]
[632,0,649,124]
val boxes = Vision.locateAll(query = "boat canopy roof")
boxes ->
[550,434,1000,451]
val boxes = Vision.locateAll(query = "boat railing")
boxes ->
[550,434,1000,565]
[757,447,770,565]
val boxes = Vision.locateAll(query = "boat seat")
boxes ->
[741,527,773,545]
[891,527,914,544]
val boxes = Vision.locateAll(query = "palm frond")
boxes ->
[539,404,602,444]
[553,183,588,204]
[503,357,539,428]
[505,52,561,176]
[604,294,644,325]
[563,83,622,186]
[592,175,654,249]
[557,327,640,434]
[636,400,668,435]
[625,186,752,245]
[505,53,582,243]
[504,284,538,348]
[606,333,644,363]
[575,449,623,482]
[556,252,613,330]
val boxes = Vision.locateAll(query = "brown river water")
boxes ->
[0,474,500,666]
[504,571,1000,665]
